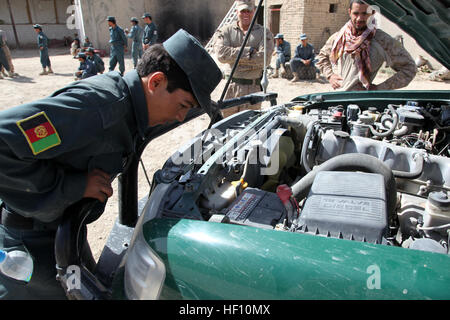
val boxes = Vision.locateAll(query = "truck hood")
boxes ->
[365,0,450,69]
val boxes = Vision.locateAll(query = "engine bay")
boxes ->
[153,100,450,255]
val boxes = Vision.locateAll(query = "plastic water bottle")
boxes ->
[0,249,33,282]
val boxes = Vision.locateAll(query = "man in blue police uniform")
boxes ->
[126,17,144,68]
[142,13,158,51]
[272,33,291,79]
[107,16,128,76]
[86,47,105,74]
[33,24,54,76]
[74,52,97,80]
[290,33,316,82]
[0,29,222,300]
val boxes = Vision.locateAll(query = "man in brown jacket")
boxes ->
[316,0,416,91]
[215,0,274,117]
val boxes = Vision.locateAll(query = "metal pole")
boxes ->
[261,0,268,93]
[6,0,20,49]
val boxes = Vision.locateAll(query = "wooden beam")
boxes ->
[54,0,59,24]
[26,0,33,24]
[6,0,20,48]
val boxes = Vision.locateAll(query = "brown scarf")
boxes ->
[330,20,377,89]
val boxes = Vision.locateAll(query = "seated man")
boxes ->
[272,33,291,78]
[290,33,316,82]
[74,52,97,80]
[82,36,93,50]
[71,38,81,57]
[86,47,105,74]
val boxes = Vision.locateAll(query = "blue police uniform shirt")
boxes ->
[37,31,49,49]
[294,43,315,61]
[0,70,148,222]
[89,54,105,72]
[143,22,158,45]
[78,58,97,78]
[276,40,291,60]
[109,25,127,48]
[128,25,144,43]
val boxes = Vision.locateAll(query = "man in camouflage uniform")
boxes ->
[215,0,274,117]
[0,30,17,78]
[316,0,416,91]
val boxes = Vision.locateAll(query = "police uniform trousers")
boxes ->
[39,48,51,69]
[131,41,143,69]
[109,45,125,75]
[221,80,262,118]
[290,58,317,80]
[0,205,67,299]
[0,205,94,300]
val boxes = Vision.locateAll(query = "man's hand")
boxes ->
[329,73,343,90]
[248,47,256,59]
[303,59,311,66]
[83,169,113,203]
[124,46,128,53]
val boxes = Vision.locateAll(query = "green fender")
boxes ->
[143,218,450,300]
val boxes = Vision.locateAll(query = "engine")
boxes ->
[157,102,450,255]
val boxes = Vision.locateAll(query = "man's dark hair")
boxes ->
[136,44,193,94]
[349,0,367,9]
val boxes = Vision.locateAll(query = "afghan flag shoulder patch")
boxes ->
[17,111,61,155]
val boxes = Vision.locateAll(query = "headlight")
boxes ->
[124,184,171,300]
[124,229,166,300]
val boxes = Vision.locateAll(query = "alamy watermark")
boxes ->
[66,3,82,30]
[366,264,381,290]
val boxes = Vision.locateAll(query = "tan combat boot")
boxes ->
[280,65,287,78]
[291,72,300,82]
[39,69,48,75]
[47,67,54,74]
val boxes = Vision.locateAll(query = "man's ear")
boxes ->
[147,71,167,92]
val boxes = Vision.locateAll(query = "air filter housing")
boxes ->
[298,171,388,244]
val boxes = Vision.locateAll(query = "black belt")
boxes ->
[0,207,59,231]
[226,76,261,86]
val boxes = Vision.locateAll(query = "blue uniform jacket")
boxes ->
[276,40,291,60]
[0,70,149,223]
[128,25,144,43]
[88,54,105,73]
[37,31,49,49]
[109,26,127,49]
[143,22,158,45]
[78,58,97,78]
[293,43,315,61]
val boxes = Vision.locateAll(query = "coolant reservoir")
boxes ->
[288,106,304,119]
[423,191,450,236]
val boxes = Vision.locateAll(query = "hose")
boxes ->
[300,120,320,173]
[369,105,399,138]
[392,153,424,179]
[291,153,398,217]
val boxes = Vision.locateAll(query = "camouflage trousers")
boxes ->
[221,82,262,118]
[0,45,14,73]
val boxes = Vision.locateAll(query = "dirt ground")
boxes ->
[0,47,449,260]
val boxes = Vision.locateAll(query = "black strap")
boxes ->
[1,207,34,230]
[0,206,60,231]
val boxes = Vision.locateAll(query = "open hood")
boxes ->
[365,0,450,69]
